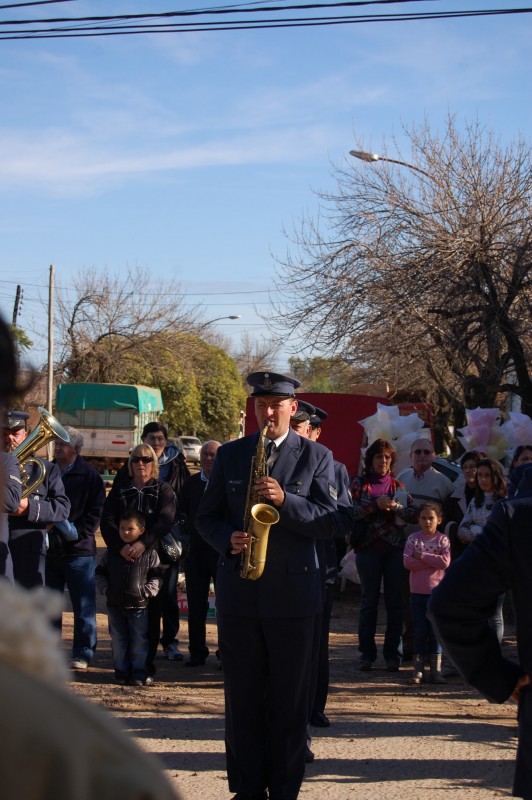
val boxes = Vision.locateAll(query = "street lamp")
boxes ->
[349,149,432,179]
[205,314,241,325]
[198,314,242,332]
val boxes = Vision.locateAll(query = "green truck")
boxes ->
[55,382,164,477]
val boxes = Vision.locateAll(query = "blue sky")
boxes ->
[0,0,531,371]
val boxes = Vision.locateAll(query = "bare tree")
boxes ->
[232,332,280,388]
[270,116,532,422]
[56,265,202,382]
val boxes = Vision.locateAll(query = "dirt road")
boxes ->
[67,582,517,800]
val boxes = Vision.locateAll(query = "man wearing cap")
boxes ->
[196,372,337,800]
[292,402,352,733]
[178,440,222,667]
[3,410,70,589]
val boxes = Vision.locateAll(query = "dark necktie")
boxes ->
[266,441,277,472]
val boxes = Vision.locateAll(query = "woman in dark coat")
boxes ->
[100,443,176,677]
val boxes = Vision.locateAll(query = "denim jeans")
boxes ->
[355,541,405,662]
[107,606,149,681]
[410,592,441,655]
[45,555,97,663]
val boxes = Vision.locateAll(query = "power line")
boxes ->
[0,0,78,9]
[0,3,530,39]
[0,277,281,297]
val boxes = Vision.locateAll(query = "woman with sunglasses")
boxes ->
[101,443,176,680]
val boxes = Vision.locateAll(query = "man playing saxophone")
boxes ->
[196,372,337,800]
[4,410,70,588]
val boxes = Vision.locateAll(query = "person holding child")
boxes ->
[100,443,176,679]
[96,510,164,686]
[403,501,451,685]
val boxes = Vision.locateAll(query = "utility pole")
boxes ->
[12,284,22,325]
[47,265,54,414]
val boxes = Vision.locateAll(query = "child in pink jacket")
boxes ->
[404,501,451,685]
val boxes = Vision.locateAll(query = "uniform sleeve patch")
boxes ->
[329,485,338,500]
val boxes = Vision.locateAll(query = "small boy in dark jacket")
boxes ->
[96,510,163,686]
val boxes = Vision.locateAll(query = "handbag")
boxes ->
[159,529,183,563]
[338,549,360,584]
[350,515,374,552]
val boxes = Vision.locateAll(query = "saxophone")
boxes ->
[240,420,280,581]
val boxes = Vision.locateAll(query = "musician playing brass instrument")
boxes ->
[4,410,70,588]
[196,372,337,800]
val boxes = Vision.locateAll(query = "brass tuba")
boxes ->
[240,420,280,581]
[14,407,70,498]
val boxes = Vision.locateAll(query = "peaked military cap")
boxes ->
[4,409,30,430]
[292,399,316,422]
[309,405,328,429]
[247,371,301,397]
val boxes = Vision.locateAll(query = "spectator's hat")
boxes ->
[4,409,29,430]
[309,405,328,429]
[247,372,300,397]
[292,399,316,422]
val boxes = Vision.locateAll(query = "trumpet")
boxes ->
[14,407,70,498]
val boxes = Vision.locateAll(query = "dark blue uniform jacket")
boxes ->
[9,460,70,547]
[196,428,337,619]
[1,452,23,580]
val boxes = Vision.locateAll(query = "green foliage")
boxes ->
[192,339,247,441]
[9,324,33,355]
[289,356,358,393]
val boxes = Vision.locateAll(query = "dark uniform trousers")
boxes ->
[311,461,352,719]
[179,472,220,661]
[185,543,219,660]
[219,612,315,800]
[197,428,337,800]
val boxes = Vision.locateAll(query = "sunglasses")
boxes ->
[413,449,432,455]
[131,456,153,464]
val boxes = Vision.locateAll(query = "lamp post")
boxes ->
[197,314,242,333]
[201,314,241,327]
[349,149,433,180]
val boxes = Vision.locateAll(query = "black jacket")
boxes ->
[96,548,163,609]
[48,455,106,559]
[100,478,176,557]
[429,497,528,703]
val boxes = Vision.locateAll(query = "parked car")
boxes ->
[175,436,202,465]
[433,456,461,483]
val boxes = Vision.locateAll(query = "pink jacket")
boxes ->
[403,531,451,594]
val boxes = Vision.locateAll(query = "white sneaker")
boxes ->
[70,658,89,671]
[163,644,183,661]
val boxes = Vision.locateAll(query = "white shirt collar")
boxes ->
[269,430,289,448]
